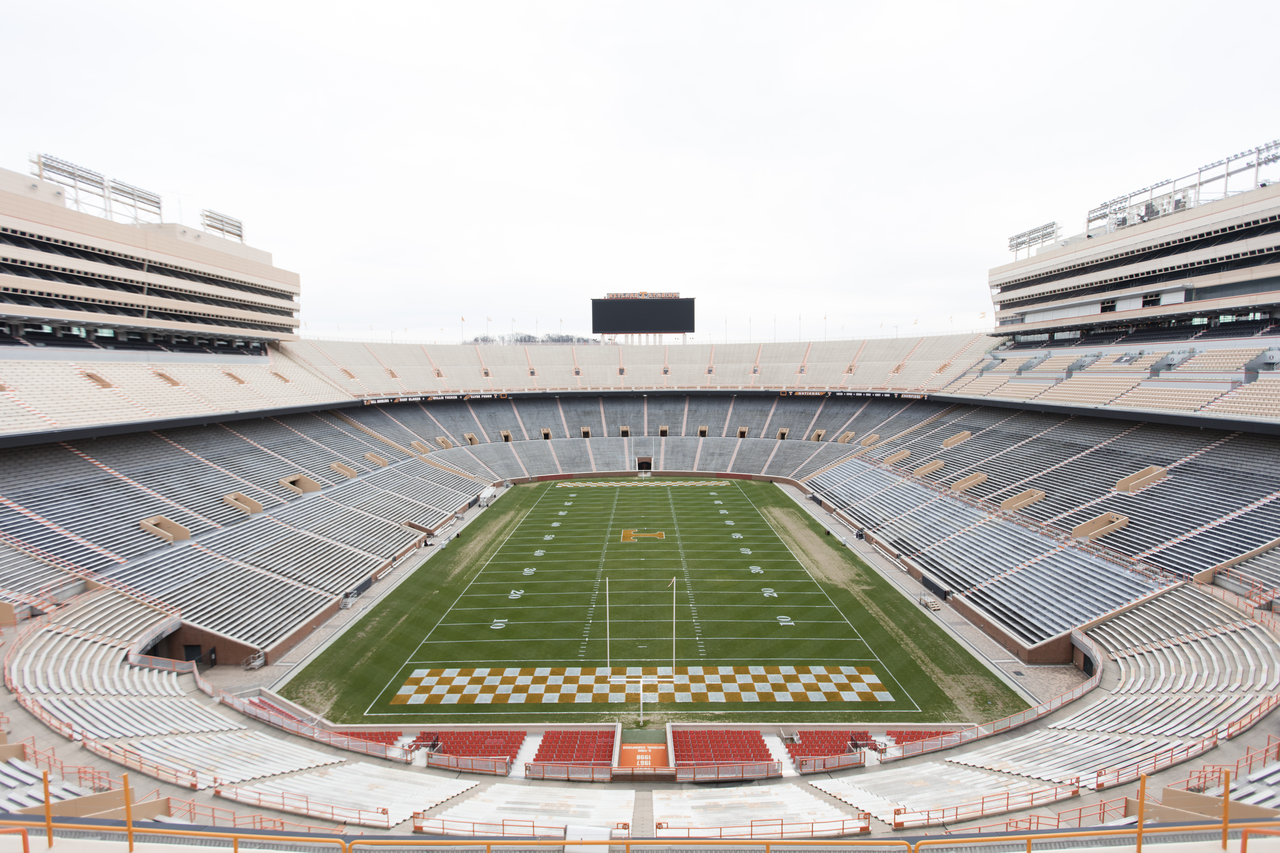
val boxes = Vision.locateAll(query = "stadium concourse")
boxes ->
[0,330,1276,846]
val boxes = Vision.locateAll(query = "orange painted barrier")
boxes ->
[523,763,612,782]
[796,751,865,774]
[0,827,28,853]
[894,780,1080,828]
[655,816,870,838]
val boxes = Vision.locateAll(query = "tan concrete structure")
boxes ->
[991,183,1280,340]
[138,516,190,543]
[0,166,300,345]
[1072,512,1130,541]
[1117,465,1168,494]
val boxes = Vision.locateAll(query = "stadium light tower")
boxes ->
[1006,222,1060,259]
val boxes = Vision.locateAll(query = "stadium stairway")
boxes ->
[761,732,799,777]
[509,732,543,779]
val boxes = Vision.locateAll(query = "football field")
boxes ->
[283,478,1026,723]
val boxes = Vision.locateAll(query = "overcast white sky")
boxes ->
[2,1,1277,343]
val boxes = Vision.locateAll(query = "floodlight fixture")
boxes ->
[30,154,162,224]
[201,209,244,242]
[108,179,162,224]
[1007,222,1060,257]
[1086,139,1280,234]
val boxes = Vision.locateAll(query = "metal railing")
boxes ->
[1,821,1277,853]
[881,630,1103,764]
[950,795,1128,834]
[220,692,414,763]
[1094,733,1221,789]
[655,816,870,838]
[413,816,568,837]
[893,780,1081,828]
[523,762,612,782]
[673,761,781,782]
[217,785,395,829]
[424,753,510,775]
[795,751,866,774]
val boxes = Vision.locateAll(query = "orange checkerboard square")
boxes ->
[390,665,894,705]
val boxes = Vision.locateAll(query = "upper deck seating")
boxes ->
[1172,349,1264,373]
[1202,376,1280,420]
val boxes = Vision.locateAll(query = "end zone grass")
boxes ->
[279,478,1027,724]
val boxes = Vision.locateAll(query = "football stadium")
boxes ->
[2,6,1280,849]
[0,140,1278,849]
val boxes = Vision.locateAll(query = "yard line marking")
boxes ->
[733,480,923,714]
[667,485,706,658]
[578,487,620,659]
[365,481,554,716]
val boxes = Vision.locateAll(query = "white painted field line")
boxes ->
[578,488,622,660]
[363,481,555,716]
[734,480,923,714]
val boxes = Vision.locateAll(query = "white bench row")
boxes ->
[218,762,478,828]
[653,784,855,835]
[948,731,1181,784]
[1103,623,1280,695]
[125,730,344,789]
[37,694,242,739]
[1089,586,1247,649]
[0,758,90,811]
[427,782,635,834]
[811,762,1048,825]
[1049,694,1264,739]
[106,546,334,651]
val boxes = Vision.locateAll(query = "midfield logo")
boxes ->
[620,529,666,542]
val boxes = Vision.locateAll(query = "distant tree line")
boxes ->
[471,332,596,344]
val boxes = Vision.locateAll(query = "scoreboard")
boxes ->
[592,295,695,334]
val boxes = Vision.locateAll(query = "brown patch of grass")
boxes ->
[761,504,995,723]
[291,681,340,719]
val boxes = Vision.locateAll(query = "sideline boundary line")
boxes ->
[363,481,554,715]
[733,480,923,715]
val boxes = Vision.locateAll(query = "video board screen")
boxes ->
[591,298,695,334]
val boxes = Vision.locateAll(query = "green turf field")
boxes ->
[280,477,1027,724]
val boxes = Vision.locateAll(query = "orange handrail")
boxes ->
[920,820,1280,853]
[0,819,346,851]
[0,827,28,853]
[1243,828,1280,853]
[359,841,911,852]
